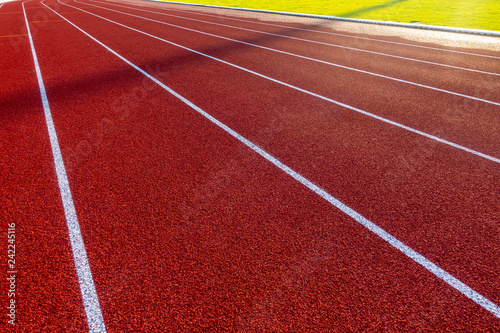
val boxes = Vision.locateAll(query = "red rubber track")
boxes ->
[90,0,500,74]
[2,0,499,331]
[72,0,500,156]
[0,1,88,331]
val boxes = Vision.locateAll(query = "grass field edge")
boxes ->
[144,0,500,37]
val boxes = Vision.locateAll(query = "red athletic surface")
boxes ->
[1,0,499,331]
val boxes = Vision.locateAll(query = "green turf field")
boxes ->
[161,0,500,32]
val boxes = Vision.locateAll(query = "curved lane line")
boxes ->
[41,1,500,320]
[145,0,500,37]
[87,0,500,78]
[22,2,107,332]
[57,0,500,164]
[139,0,500,60]
[77,0,500,108]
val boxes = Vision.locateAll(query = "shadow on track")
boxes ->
[339,0,410,18]
[1,19,336,122]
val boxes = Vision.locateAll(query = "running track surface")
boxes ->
[1,0,499,331]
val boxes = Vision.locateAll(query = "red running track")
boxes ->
[1,0,499,331]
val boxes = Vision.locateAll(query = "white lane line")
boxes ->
[147,0,500,37]
[22,3,107,333]
[77,0,500,108]
[88,0,500,78]
[56,0,500,164]
[40,2,500,320]
[146,1,500,60]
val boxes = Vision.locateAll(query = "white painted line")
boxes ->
[78,0,500,109]
[0,0,21,7]
[57,0,500,164]
[142,0,500,60]
[146,0,500,37]
[22,2,107,333]
[88,0,500,77]
[40,2,500,320]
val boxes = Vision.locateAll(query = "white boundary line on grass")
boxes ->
[86,0,500,78]
[22,2,107,332]
[144,0,500,37]
[56,0,500,164]
[42,0,500,320]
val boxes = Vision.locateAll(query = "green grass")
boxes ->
[161,0,500,32]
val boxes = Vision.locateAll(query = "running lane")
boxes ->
[85,0,500,79]
[4,0,500,331]
[93,0,500,70]
[63,0,500,158]
[1,1,88,331]
[50,0,500,304]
